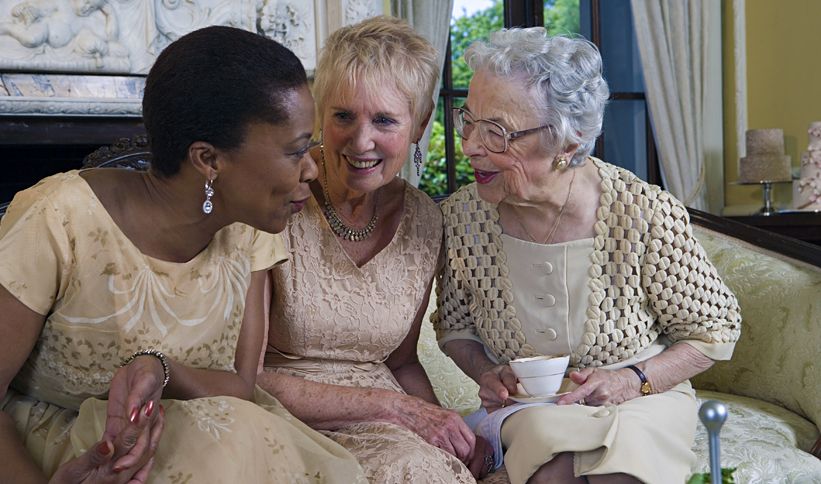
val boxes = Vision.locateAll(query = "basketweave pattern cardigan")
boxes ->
[432,158,742,368]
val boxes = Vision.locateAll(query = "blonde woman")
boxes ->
[259,16,493,483]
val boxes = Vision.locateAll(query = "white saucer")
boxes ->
[509,391,570,404]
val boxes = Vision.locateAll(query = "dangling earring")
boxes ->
[554,154,569,170]
[414,144,423,176]
[202,177,215,214]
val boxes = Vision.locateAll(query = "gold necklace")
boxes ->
[319,145,379,242]
[512,168,576,245]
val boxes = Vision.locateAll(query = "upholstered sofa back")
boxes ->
[690,225,821,432]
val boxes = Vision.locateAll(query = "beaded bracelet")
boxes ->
[120,349,170,388]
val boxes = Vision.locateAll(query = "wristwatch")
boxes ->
[626,365,652,396]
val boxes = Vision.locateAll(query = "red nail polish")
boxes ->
[145,400,154,417]
[129,407,139,423]
[97,441,111,455]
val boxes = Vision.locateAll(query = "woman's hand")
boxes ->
[392,394,477,463]
[103,356,165,469]
[49,404,165,484]
[556,367,639,406]
[477,364,518,412]
[465,435,495,479]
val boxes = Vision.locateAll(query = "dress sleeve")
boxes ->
[642,191,742,360]
[0,189,72,315]
[248,229,289,272]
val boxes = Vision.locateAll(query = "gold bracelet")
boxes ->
[120,349,170,387]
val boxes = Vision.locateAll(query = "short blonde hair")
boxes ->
[313,16,439,132]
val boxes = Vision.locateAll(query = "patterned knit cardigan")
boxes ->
[432,158,742,368]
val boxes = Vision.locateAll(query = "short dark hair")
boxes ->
[142,26,308,177]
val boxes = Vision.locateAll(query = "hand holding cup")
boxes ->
[509,354,570,396]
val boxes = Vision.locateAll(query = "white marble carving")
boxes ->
[0,0,131,72]
[0,0,384,116]
[322,0,383,45]
[345,0,379,25]
[257,0,316,72]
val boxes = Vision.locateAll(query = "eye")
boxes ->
[287,140,319,160]
[373,115,397,126]
[333,111,353,122]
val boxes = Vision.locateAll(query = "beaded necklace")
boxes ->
[319,145,379,242]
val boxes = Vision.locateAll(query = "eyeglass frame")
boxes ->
[452,107,554,154]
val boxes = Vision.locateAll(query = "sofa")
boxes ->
[418,211,821,483]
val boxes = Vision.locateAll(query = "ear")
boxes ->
[562,142,580,159]
[187,141,220,180]
[414,105,435,143]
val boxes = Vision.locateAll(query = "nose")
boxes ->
[301,151,318,183]
[460,125,485,158]
[350,122,376,153]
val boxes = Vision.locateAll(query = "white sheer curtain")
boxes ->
[631,0,722,211]
[392,0,454,187]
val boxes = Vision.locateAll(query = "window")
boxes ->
[420,0,659,199]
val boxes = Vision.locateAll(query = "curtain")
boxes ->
[392,0,454,187]
[631,0,716,210]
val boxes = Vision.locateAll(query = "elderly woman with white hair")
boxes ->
[433,28,742,484]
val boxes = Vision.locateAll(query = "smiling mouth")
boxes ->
[345,155,382,169]
[474,169,499,184]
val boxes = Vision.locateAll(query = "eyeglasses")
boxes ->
[452,107,553,154]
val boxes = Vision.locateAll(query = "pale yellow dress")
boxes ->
[0,171,365,483]
[265,182,475,484]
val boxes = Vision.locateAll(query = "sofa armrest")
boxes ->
[689,220,821,436]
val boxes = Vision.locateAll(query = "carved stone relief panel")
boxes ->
[0,0,385,116]
[256,0,316,72]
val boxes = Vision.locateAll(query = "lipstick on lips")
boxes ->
[474,169,499,184]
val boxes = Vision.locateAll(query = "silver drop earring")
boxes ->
[414,144,423,176]
[202,178,215,214]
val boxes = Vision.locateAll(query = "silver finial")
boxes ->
[699,400,728,484]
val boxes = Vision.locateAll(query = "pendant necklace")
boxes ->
[319,145,379,242]
[513,168,576,245]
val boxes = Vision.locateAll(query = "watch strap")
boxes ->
[626,364,652,395]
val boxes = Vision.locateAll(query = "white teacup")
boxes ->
[509,355,570,396]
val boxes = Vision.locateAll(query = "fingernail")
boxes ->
[97,441,111,455]
[145,400,154,417]
[129,407,139,423]
[113,465,124,473]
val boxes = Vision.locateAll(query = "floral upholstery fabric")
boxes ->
[419,223,821,483]
[691,226,821,432]
[693,391,821,483]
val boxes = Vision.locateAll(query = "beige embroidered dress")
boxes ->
[0,171,365,483]
[434,159,742,484]
[265,181,475,483]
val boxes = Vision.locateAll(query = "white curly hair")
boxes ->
[465,27,609,166]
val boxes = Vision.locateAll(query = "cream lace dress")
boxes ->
[0,172,365,483]
[265,181,475,484]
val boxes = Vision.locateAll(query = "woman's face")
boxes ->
[216,85,318,234]
[462,69,563,205]
[320,81,418,196]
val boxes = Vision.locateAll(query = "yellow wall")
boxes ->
[724,0,821,210]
